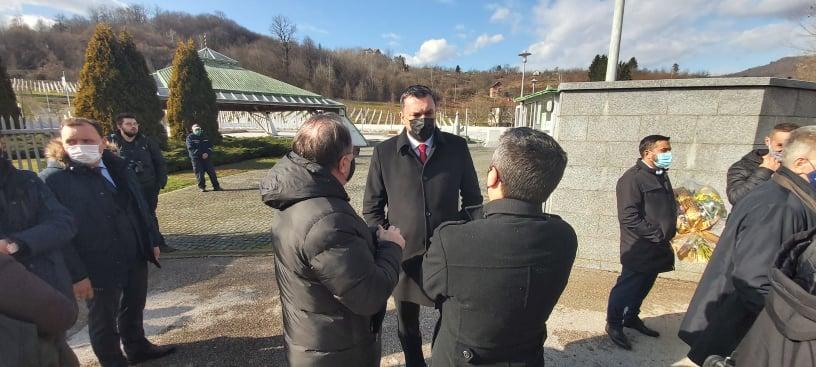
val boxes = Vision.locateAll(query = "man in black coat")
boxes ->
[423,128,577,367]
[732,226,816,367]
[726,122,799,205]
[40,118,175,367]
[679,126,816,365]
[0,139,79,366]
[363,85,483,367]
[261,113,405,366]
[606,135,677,350]
[110,112,174,252]
[185,123,221,192]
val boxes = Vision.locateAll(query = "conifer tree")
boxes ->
[73,23,122,136]
[0,55,21,129]
[118,31,166,146]
[165,40,220,142]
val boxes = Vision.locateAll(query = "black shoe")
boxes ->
[624,318,660,337]
[127,344,176,365]
[159,244,177,253]
[213,187,223,191]
[606,324,632,350]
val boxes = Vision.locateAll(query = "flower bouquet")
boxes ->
[672,185,728,263]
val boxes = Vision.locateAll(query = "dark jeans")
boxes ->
[86,262,150,367]
[606,267,658,326]
[141,185,166,247]
[396,301,427,367]
[192,158,220,190]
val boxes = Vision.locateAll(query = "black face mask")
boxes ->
[409,118,435,142]
[346,158,356,182]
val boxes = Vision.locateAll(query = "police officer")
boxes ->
[110,113,174,253]
[185,124,222,192]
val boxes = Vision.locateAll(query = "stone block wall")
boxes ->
[549,78,816,281]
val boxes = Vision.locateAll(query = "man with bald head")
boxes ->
[261,112,405,366]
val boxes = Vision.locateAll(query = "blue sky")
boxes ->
[1,0,813,75]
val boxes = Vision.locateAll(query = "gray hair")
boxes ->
[491,127,568,204]
[399,85,437,110]
[292,113,352,169]
[782,126,816,167]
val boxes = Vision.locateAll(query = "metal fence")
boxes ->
[0,115,60,172]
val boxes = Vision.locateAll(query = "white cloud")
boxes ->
[400,39,458,66]
[490,7,511,22]
[300,23,329,35]
[524,0,810,73]
[466,33,504,54]
[0,0,126,15]
[1,14,56,28]
[717,0,810,18]
[381,32,401,47]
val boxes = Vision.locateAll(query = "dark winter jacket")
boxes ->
[0,254,77,367]
[185,133,213,160]
[39,141,161,289]
[363,129,482,306]
[679,166,816,365]
[616,160,677,274]
[110,133,167,190]
[423,199,577,367]
[733,226,816,367]
[0,160,76,299]
[261,152,403,367]
[726,148,773,205]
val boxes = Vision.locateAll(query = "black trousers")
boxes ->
[141,185,165,247]
[192,158,220,189]
[396,301,427,367]
[86,262,151,367]
[606,267,658,326]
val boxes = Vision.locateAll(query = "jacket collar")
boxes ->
[396,128,446,155]
[777,166,816,198]
[484,198,544,218]
[636,159,667,176]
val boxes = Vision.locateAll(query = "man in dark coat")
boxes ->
[679,126,816,365]
[0,253,78,367]
[110,112,174,252]
[363,85,482,367]
[726,122,798,205]
[186,123,221,192]
[423,128,577,367]
[40,118,175,367]
[1,138,79,366]
[261,113,405,367]
[732,226,816,367]
[606,135,677,350]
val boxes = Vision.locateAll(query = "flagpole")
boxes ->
[62,71,72,117]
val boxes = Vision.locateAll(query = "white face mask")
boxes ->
[65,144,102,165]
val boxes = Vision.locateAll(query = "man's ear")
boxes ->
[487,167,500,188]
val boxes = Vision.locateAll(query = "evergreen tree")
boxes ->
[73,23,122,136]
[117,31,166,146]
[165,39,220,142]
[588,54,607,81]
[0,55,21,129]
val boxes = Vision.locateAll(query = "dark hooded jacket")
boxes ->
[733,226,816,366]
[726,148,773,206]
[679,166,816,365]
[109,132,167,190]
[39,141,161,288]
[0,159,76,299]
[260,152,403,367]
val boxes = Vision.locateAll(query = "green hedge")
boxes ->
[164,136,291,173]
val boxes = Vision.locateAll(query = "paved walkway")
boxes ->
[156,146,492,252]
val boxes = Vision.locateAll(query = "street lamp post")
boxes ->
[518,51,532,97]
[530,78,538,94]
[605,0,625,82]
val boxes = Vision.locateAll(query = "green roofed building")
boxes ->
[152,47,366,146]
[513,87,560,135]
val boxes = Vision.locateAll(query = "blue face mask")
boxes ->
[808,161,816,191]
[655,152,673,169]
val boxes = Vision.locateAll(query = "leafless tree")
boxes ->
[270,15,296,71]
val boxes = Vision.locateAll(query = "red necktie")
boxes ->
[418,144,428,164]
